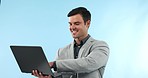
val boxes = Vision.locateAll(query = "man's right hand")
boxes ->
[32,70,52,78]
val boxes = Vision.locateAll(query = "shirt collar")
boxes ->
[74,34,90,46]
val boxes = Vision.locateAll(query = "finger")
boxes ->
[39,72,43,77]
[32,70,34,75]
[34,70,40,77]
[32,70,37,76]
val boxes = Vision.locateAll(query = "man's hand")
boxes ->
[32,70,52,78]
[32,61,55,78]
[49,61,57,71]
[49,62,54,68]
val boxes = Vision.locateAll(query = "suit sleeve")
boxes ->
[56,41,109,73]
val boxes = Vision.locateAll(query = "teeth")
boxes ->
[73,31,77,33]
[71,30,77,35]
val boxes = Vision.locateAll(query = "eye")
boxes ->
[75,22,80,25]
[68,22,72,26]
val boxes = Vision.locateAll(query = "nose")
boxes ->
[69,25,76,31]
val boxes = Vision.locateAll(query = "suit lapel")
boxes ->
[78,37,94,58]
[69,42,74,59]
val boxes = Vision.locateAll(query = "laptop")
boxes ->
[10,45,54,76]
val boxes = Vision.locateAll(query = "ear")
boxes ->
[86,20,91,28]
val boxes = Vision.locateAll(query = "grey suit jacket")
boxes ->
[55,37,109,78]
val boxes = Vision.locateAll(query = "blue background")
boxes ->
[0,0,148,78]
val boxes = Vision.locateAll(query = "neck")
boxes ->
[74,34,88,45]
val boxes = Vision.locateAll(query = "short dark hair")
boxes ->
[67,7,91,23]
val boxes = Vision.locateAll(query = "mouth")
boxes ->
[71,29,78,35]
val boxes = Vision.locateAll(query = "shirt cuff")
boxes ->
[52,61,57,71]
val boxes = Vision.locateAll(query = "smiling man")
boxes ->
[32,7,110,78]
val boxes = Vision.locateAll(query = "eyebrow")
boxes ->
[68,21,81,24]
[74,21,81,23]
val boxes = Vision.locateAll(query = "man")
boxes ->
[32,7,109,78]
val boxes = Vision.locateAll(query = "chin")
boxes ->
[72,35,78,38]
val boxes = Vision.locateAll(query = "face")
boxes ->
[68,14,90,40]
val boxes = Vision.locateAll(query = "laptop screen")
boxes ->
[10,45,54,76]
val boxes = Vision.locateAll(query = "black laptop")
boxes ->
[10,45,54,76]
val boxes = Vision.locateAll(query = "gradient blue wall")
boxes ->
[0,0,148,78]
